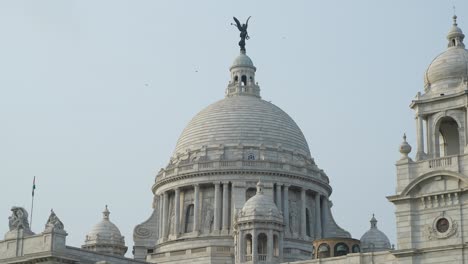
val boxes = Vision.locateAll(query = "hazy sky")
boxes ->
[1,0,466,257]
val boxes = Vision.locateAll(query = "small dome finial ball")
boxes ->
[399,133,412,158]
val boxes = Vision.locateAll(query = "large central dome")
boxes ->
[173,95,310,156]
[173,51,310,157]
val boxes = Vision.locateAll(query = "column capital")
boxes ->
[214,182,221,187]
[194,183,200,188]
[222,181,230,185]
[174,187,180,192]
[283,184,291,188]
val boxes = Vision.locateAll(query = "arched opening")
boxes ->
[305,208,311,237]
[241,75,247,86]
[234,75,239,84]
[318,243,330,258]
[452,39,456,46]
[246,187,256,201]
[334,243,349,257]
[273,234,279,257]
[245,234,252,261]
[438,117,460,156]
[352,244,360,253]
[184,204,194,233]
[258,233,267,261]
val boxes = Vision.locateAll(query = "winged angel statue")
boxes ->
[232,16,251,52]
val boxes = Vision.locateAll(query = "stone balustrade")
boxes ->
[157,159,327,182]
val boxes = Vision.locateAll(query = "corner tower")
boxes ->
[389,16,468,264]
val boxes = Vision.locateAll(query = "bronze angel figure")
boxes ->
[232,16,251,52]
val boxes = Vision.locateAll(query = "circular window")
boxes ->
[247,153,255,160]
[436,218,450,233]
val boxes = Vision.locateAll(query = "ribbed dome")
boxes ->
[173,96,310,156]
[425,47,468,89]
[240,181,282,221]
[360,215,391,252]
[230,52,255,69]
[425,16,468,92]
[83,206,127,256]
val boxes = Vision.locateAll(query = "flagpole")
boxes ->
[30,176,36,229]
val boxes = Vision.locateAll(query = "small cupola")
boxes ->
[226,50,261,98]
[82,206,127,256]
[447,15,465,48]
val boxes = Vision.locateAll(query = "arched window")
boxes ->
[273,234,279,256]
[334,243,349,257]
[241,75,247,86]
[234,75,239,83]
[318,243,330,258]
[438,117,460,156]
[245,234,252,260]
[352,244,360,253]
[306,208,311,237]
[258,233,268,260]
[184,204,194,233]
[245,187,256,201]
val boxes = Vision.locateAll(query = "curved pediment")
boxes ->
[401,170,468,197]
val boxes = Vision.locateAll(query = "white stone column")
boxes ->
[193,184,200,232]
[267,229,273,261]
[300,188,306,238]
[275,184,282,212]
[279,232,284,261]
[222,182,229,232]
[158,194,163,238]
[252,230,258,261]
[321,197,329,236]
[314,192,322,239]
[465,106,468,152]
[214,182,221,232]
[416,114,426,160]
[174,188,180,236]
[238,230,244,262]
[283,185,290,235]
[162,192,169,238]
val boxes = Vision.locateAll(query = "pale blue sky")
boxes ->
[1,0,466,256]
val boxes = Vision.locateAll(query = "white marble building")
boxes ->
[133,48,351,263]
[2,14,468,264]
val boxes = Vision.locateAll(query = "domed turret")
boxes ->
[360,215,391,253]
[234,181,284,263]
[82,206,127,256]
[425,15,468,94]
[240,181,282,221]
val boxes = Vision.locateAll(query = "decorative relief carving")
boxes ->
[425,213,458,240]
[289,200,299,234]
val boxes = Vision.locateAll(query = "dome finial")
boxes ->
[256,180,264,194]
[370,214,378,229]
[103,205,110,220]
[447,13,465,48]
[399,133,412,159]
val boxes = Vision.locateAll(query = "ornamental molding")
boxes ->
[425,212,458,240]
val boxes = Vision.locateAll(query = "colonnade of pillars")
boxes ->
[158,182,231,240]
[157,182,327,241]
[238,229,283,262]
[273,184,325,239]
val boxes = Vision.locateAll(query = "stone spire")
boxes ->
[447,15,465,48]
